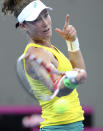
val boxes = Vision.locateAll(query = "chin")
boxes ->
[44,33,52,39]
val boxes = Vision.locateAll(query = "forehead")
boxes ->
[38,9,48,17]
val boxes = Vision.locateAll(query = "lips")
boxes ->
[43,28,50,33]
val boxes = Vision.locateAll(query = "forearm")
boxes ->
[69,50,86,69]
[66,37,86,70]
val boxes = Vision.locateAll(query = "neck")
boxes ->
[29,38,52,48]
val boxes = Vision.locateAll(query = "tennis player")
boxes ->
[2,0,87,130]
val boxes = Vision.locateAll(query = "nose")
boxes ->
[41,17,48,27]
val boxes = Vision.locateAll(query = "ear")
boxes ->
[19,23,27,31]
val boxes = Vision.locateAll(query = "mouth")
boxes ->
[43,28,50,33]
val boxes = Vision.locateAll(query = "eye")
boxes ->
[34,19,39,23]
[33,19,38,23]
[32,17,41,24]
[44,13,48,18]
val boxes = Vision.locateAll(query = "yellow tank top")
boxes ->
[23,43,84,128]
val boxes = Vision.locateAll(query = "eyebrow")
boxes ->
[40,9,48,16]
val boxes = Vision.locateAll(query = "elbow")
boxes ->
[81,69,87,84]
[76,69,87,84]
[84,70,87,82]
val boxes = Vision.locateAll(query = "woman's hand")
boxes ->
[73,68,87,84]
[55,14,77,41]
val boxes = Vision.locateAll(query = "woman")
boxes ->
[2,0,87,130]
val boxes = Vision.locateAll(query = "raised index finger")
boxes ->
[64,14,70,29]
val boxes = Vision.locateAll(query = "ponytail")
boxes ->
[2,0,21,15]
[2,0,33,17]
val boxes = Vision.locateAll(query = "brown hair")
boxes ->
[1,0,33,28]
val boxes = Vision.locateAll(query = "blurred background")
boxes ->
[0,0,103,130]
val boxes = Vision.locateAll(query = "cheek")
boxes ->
[29,26,39,34]
[30,26,42,38]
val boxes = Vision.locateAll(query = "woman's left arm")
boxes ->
[55,14,87,83]
[69,50,86,69]
[55,14,86,69]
